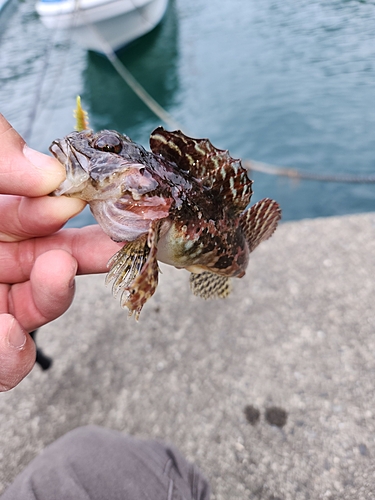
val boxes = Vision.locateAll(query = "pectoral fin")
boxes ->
[190,271,232,299]
[106,222,160,319]
[106,236,150,296]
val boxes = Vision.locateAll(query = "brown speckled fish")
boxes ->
[51,127,281,319]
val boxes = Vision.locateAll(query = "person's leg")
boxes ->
[1,425,210,500]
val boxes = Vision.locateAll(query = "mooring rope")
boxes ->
[23,23,61,142]
[243,160,375,184]
[85,17,181,131]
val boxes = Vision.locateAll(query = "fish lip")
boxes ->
[50,138,90,196]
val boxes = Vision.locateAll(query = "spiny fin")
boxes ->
[106,223,161,320]
[105,235,149,299]
[240,198,281,253]
[122,222,160,319]
[150,127,252,213]
[190,271,232,299]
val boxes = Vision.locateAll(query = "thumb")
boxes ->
[0,114,65,196]
[0,314,36,392]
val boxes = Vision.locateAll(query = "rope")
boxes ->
[243,160,375,184]
[86,23,182,131]
[23,30,59,142]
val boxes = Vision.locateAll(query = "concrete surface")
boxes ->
[0,212,375,500]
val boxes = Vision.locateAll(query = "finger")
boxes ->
[0,194,86,242]
[0,114,66,196]
[0,314,36,392]
[9,250,78,332]
[0,226,123,283]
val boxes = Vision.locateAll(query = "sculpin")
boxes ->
[51,127,281,319]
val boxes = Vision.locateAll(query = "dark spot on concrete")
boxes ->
[154,306,160,313]
[265,406,287,427]
[359,443,369,456]
[244,405,260,425]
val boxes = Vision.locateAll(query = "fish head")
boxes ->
[50,129,159,200]
[51,129,172,241]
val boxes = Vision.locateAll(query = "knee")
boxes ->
[45,425,110,461]
[58,425,105,444]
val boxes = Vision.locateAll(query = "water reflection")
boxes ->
[83,1,179,145]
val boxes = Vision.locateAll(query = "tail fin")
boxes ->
[240,198,281,253]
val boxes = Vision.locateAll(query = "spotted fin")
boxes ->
[105,236,149,297]
[150,127,252,213]
[190,271,232,299]
[105,223,160,319]
[240,198,281,253]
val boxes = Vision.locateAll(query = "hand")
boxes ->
[0,115,121,391]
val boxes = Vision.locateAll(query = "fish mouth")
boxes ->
[50,138,90,196]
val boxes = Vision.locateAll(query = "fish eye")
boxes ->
[93,134,122,154]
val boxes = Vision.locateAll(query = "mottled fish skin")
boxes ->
[51,127,281,318]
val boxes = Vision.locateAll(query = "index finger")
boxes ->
[0,226,123,283]
[0,114,66,196]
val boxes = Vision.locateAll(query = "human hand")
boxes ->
[0,115,121,391]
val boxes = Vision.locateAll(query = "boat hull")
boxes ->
[36,0,168,52]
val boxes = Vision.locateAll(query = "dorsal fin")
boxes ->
[240,198,281,253]
[150,127,253,213]
[189,271,232,299]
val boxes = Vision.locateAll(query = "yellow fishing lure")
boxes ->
[74,96,89,131]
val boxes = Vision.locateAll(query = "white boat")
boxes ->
[0,0,12,13]
[36,0,168,52]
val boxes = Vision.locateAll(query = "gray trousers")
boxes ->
[1,426,210,500]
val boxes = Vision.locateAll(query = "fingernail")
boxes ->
[7,319,27,349]
[23,145,65,176]
[23,145,66,193]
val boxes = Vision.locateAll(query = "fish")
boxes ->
[51,127,281,319]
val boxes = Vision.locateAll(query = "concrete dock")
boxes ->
[0,212,375,499]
